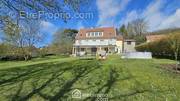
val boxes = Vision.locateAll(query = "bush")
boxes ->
[135,35,180,60]
[0,55,31,61]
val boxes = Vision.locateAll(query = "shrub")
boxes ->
[0,55,25,61]
[0,55,31,61]
[135,34,180,60]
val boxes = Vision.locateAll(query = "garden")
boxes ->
[0,55,179,101]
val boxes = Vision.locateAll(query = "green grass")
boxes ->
[0,56,76,70]
[0,55,179,101]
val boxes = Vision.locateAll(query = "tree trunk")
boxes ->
[175,52,178,72]
[24,55,31,61]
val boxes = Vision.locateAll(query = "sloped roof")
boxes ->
[75,27,116,39]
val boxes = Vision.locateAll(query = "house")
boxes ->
[146,35,166,43]
[72,27,135,56]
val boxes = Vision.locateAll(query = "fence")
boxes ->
[122,52,152,59]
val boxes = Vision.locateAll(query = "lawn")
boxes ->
[0,55,179,101]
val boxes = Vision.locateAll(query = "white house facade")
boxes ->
[72,27,135,56]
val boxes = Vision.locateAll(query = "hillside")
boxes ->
[149,28,180,35]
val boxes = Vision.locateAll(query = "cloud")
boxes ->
[40,21,58,34]
[122,10,139,25]
[122,0,180,31]
[158,9,180,29]
[96,0,131,27]
[142,0,165,31]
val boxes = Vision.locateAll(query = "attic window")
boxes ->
[87,32,103,37]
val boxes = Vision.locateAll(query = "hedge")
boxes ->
[135,35,180,60]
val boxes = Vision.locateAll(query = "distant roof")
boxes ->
[75,27,116,39]
[146,35,167,42]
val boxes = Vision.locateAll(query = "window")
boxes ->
[93,39,96,41]
[127,41,131,45]
[90,32,95,37]
[99,32,103,36]
[81,48,85,51]
[100,39,104,41]
[87,32,103,37]
[95,32,98,36]
[93,32,96,36]
[99,32,102,36]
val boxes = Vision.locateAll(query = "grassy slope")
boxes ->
[0,55,179,101]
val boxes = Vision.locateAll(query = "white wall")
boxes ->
[124,41,136,52]
[116,41,123,53]
[75,39,116,46]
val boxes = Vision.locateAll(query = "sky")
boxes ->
[1,0,180,46]
[40,0,180,45]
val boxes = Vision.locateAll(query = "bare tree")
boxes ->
[127,18,148,36]
[22,20,44,60]
[3,18,43,60]
[168,32,180,71]
[1,0,88,60]
[126,18,148,44]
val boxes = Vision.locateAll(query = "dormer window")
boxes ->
[86,32,103,37]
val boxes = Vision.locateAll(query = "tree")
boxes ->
[168,32,180,71]
[52,29,78,54]
[126,18,148,44]
[126,18,148,36]
[3,18,43,60]
[119,24,128,38]
[0,0,88,27]
[3,18,21,46]
[132,18,148,35]
[0,43,7,55]
[22,20,44,59]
